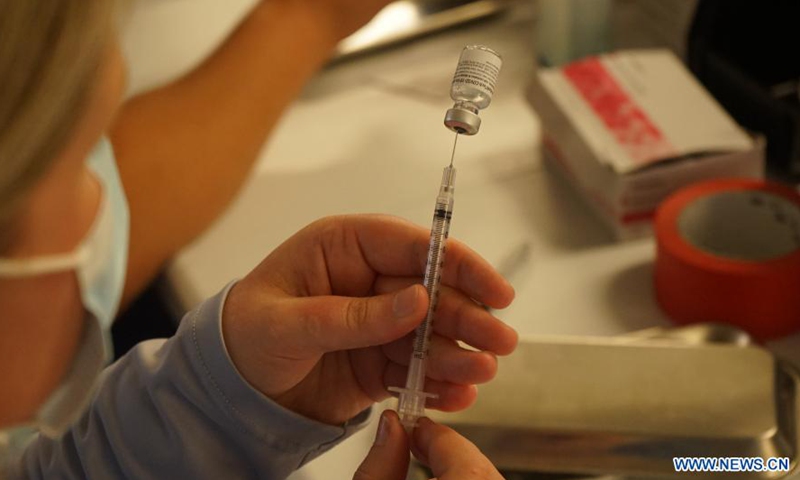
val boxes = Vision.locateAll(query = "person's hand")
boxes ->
[221,215,517,425]
[355,411,504,480]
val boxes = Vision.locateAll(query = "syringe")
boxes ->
[389,135,459,432]
[390,45,502,432]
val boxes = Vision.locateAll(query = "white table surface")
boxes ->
[121,2,800,478]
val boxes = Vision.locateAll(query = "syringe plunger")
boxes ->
[390,357,437,432]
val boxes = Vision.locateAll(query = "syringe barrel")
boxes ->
[404,356,427,391]
[413,166,456,360]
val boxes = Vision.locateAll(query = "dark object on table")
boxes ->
[687,0,800,177]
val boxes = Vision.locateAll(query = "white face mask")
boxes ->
[0,138,129,444]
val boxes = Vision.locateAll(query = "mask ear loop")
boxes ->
[0,184,108,278]
[0,248,89,277]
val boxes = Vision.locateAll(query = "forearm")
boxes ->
[111,1,338,304]
[9,283,370,479]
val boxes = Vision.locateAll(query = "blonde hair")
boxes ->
[0,2,116,249]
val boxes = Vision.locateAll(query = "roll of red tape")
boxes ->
[655,179,800,340]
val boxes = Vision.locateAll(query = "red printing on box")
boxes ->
[563,57,676,167]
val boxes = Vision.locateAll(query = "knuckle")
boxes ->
[465,463,499,479]
[456,259,470,290]
[344,298,369,332]
[310,215,352,243]
[312,214,343,229]
[452,295,473,337]
[352,465,381,480]
[313,216,342,242]
[300,309,324,342]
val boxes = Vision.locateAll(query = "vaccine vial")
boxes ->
[444,45,503,135]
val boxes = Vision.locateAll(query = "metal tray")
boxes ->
[424,325,798,478]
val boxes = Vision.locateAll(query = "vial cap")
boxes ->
[444,107,481,135]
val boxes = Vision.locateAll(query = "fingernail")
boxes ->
[375,411,391,447]
[393,286,418,319]
[411,417,432,464]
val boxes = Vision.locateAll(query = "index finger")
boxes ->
[345,215,515,309]
[412,417,502,479]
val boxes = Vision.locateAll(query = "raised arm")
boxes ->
[111,0,389,304]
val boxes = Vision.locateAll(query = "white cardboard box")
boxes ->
[527,49,764,239]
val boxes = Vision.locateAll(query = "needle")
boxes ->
[449,131,460,167]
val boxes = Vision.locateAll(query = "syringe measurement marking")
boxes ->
[413,207,451,357]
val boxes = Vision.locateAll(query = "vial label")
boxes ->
[452,47,502,98]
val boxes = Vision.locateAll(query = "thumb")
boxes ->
[354,410,409,480]
[291,284,427,352]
